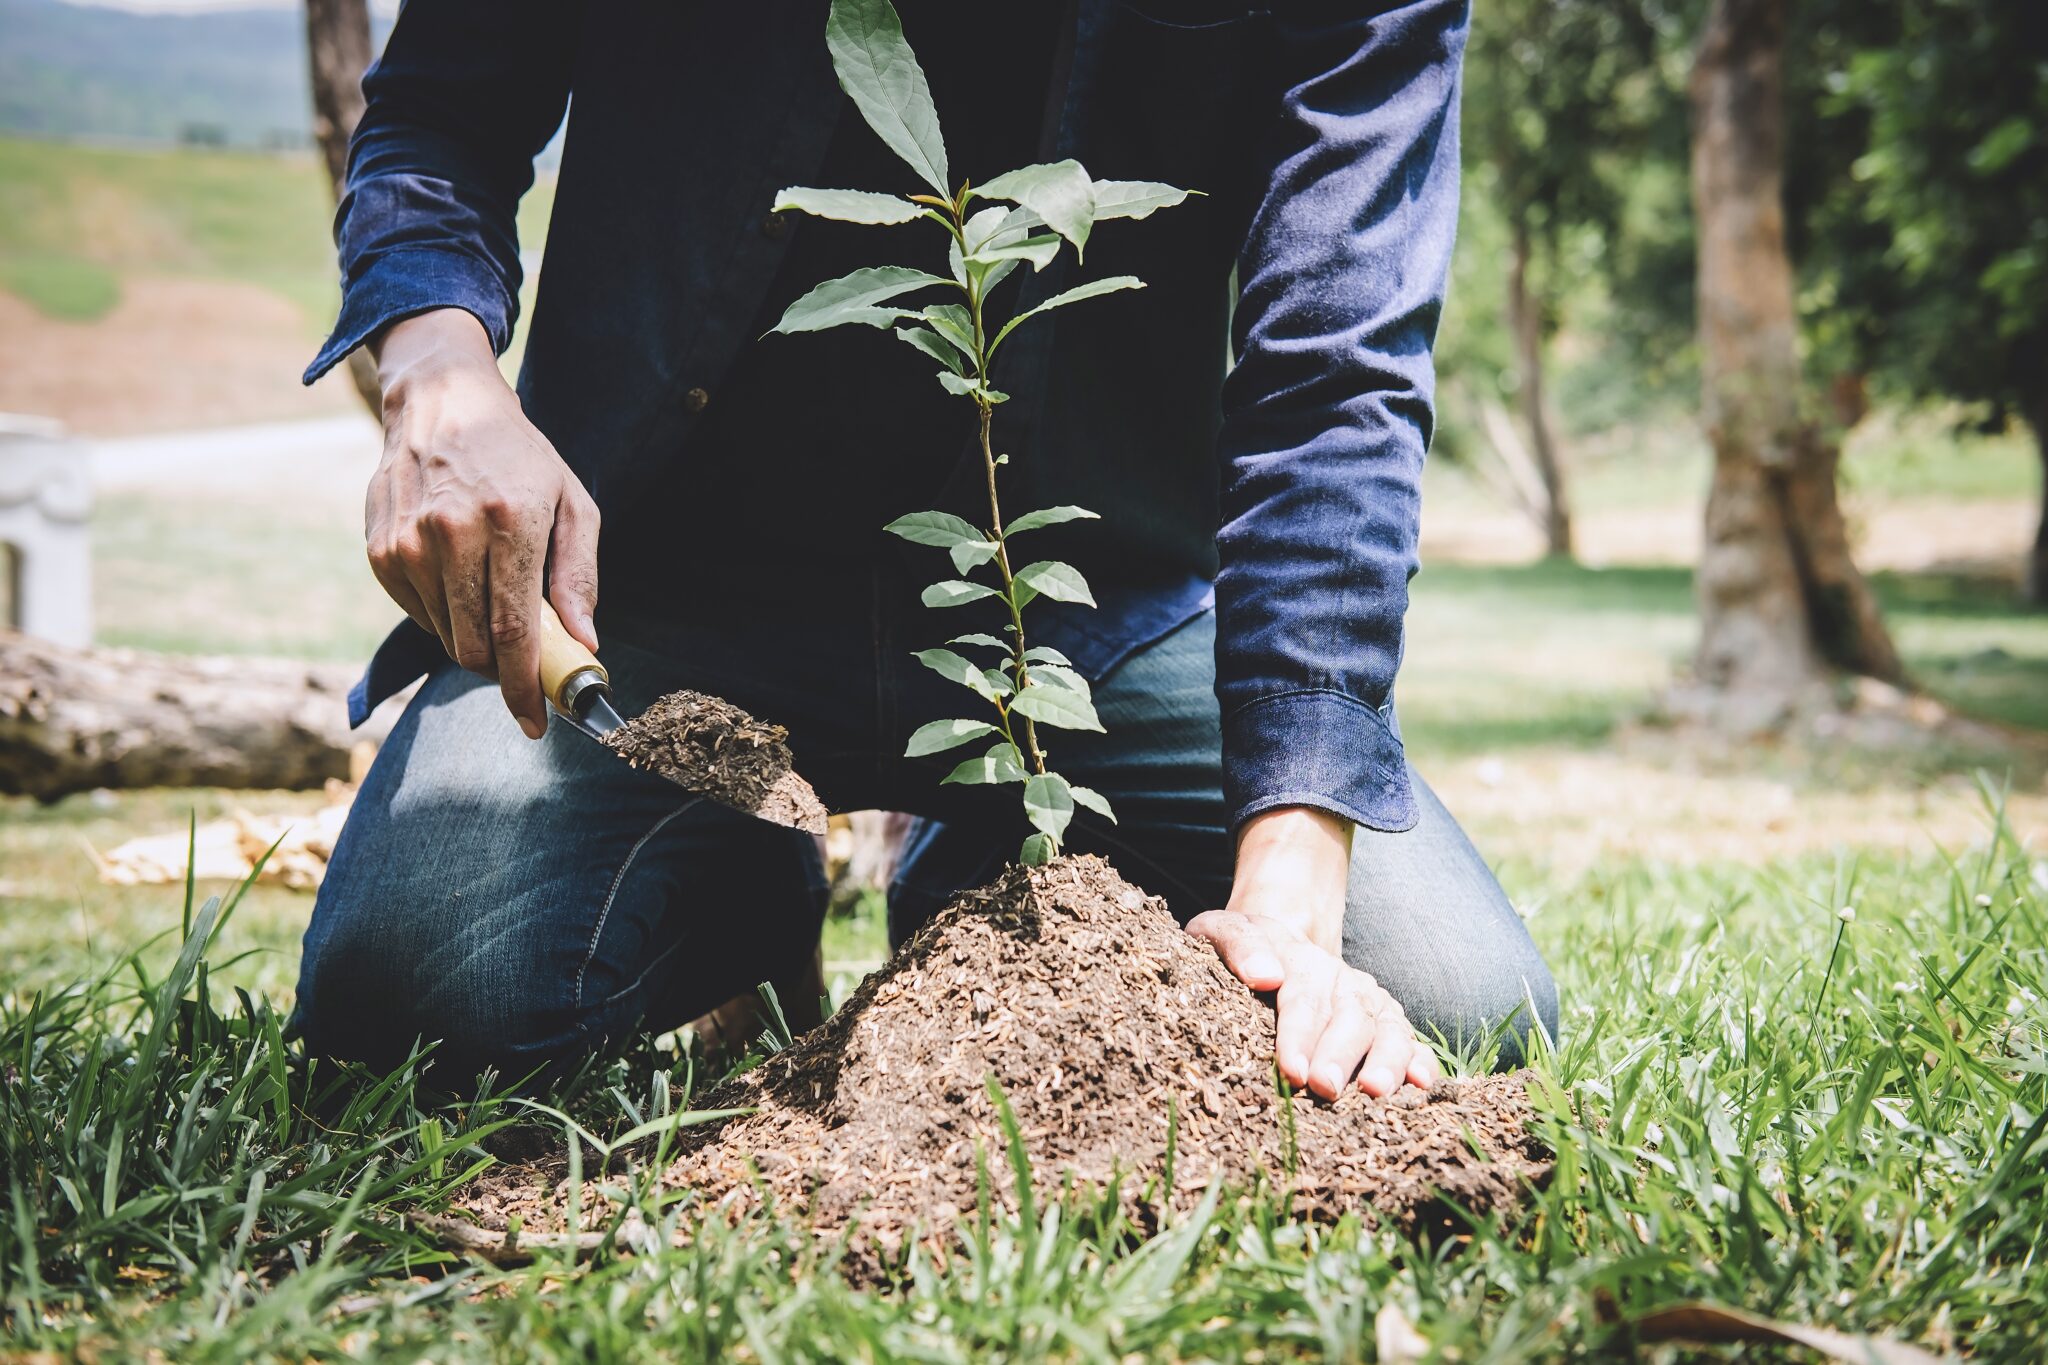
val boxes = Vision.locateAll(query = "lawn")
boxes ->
[2,799,2041,1359]
[5,128,2046,1354]
[6,536,2046,1356]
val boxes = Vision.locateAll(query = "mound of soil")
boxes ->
[448,856,1550,1271]
[604,689,828,835]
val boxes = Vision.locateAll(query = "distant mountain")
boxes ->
[0,0,390,148]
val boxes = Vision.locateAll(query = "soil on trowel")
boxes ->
[602,689,828,835]
[448,856,1551,1274]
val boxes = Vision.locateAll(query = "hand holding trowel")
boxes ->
[534,603,829,836]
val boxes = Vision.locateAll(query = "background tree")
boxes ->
[1460,0,1661,558]
[304,0,381,415]
[1682,0,1903,730]
[1798,0,2048,602]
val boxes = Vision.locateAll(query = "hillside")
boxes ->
[0,0,397,148]
[0,134,557,432]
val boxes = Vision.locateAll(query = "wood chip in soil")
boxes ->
[602,688,827,834]
[442,855,1552,1275]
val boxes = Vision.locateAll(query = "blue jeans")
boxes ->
[295,595,1557,1078]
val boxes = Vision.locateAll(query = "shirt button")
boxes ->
[760,212,789,240]
[684,386,711,414]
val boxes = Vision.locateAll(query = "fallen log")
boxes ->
[0,629,390,801]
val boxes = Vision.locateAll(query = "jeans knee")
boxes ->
[295,895,576,1081]
[1400,951,1559,1072]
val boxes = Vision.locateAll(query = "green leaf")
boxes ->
[922,580,999,608]
[1004,505,1100,537]
[949,632,1007,650]
[966,234,1062,274]
[978,257,1022,296]
[991,277,1145,354]
[983,668,1015,699]
[772,186,925,224]
[905,718,999,757]
[975,159,1097,256]
[1014,560,1096,607]
[1023,772,1075,842]
[961,206,1012,254]
[921,303,978,359]
[943,741,1028,785]
[949,539,1000,575]
[1011,683,1105,732]
[1032,663,1092,699]
[886,509,984,548]
[1090,179,1193,221]
[1019,832,1057,866]
[938,373,1008,403]
[1070,784,1117,823]
[995,182,1192,235]
[914,647,997,701]
[1021,645,1073,667]
[896,325,968,375]
[825,0,950,195]
[772,265,952,334]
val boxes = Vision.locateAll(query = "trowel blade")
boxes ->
[551,691,829,837]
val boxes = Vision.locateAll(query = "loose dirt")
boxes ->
[603,688,829,835]
[447,856,1550,1274]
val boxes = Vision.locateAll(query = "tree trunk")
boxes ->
[1685,0,1902,730]
[0,631,391,801]
[2026,395,2048,605]
[1505,217,1574,559]
[304,0,382,416]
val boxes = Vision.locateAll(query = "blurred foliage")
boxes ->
[1800,0,2047,434]
[1445,0,2045,467]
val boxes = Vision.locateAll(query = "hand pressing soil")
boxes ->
[602,689,828,835]
[442,856,1552,1276]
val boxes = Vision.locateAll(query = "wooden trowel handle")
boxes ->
[537,602,608,714]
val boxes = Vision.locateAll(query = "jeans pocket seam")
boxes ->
[574,797,703,1013]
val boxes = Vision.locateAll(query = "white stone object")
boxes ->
[0,414,93,648]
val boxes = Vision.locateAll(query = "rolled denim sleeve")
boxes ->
[303,0,576,384]
[1214,0,1467,834]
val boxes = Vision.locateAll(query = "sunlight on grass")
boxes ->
[2,807,2039,1357]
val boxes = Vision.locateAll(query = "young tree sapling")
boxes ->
[770,0,1192,865]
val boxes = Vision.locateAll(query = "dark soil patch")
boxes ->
[603,689,828,835]
[445,856,1551,1272]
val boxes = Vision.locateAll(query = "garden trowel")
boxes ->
[536,603,829,835]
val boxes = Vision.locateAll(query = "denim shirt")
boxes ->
[307,0,1468,834]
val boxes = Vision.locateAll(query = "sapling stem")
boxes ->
[950,201,1047,777]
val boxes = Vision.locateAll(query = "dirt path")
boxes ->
[88,412,379,497]
[0,276,361,437]
[1422,498,2038,581]
[1431,744,2048,878]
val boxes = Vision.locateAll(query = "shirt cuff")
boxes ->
[303,244,514,385]
[1222,689,1418,835]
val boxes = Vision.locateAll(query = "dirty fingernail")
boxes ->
[1361,1066,1396,1095]
[521,716,544,740]
[1313,1067,1343,1096]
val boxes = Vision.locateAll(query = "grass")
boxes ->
[0,133,558,338]
[2,801,2042,1359]
[1398,559,2048,756]
[92,491,397,663]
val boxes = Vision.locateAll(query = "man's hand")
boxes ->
[1188,806,1440,1101]
[365,309,601,739]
